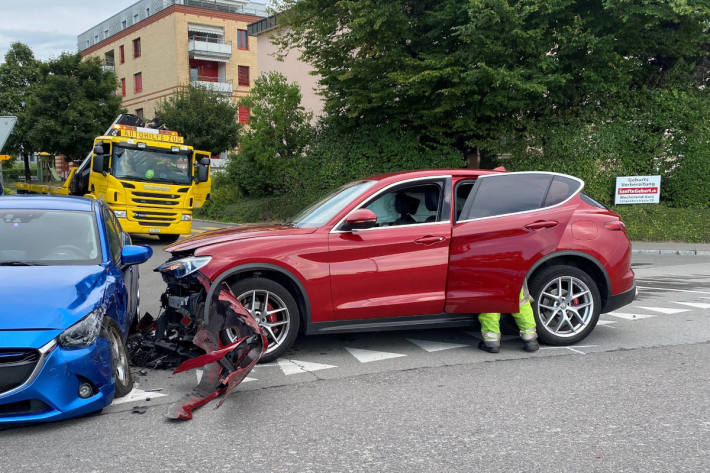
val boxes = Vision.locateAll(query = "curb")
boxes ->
[632,249,710,256]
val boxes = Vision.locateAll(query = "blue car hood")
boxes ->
[0,265,107,330]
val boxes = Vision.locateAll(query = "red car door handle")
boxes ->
[415,235,447,245]
[525,220,558,230]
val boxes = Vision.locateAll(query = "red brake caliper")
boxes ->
[266,302,278,324]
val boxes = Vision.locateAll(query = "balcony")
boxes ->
[188,38,232,62]
[190,78,233,95]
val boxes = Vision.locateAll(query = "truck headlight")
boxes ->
[113,210,127,219]
[181,214,192,221]
[58,306,105,348]
[156,256,211,279]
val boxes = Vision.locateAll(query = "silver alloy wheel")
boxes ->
[536,276,594,338]
[231,289,291,356]
[109,327,129,385]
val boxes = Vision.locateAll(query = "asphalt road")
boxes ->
[2,222,710,472]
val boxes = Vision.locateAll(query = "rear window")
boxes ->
[459,173,582,221]
[0,209,101,265]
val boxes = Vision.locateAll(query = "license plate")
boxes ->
[149,228,162,233]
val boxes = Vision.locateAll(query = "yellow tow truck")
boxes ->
[16,115,211,242]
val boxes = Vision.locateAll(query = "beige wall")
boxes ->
[84,8,260,120]
[256,28,324,121]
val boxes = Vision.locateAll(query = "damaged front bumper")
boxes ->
[129,269,267,420]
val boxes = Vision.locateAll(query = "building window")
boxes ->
[133,38,141,58]
[134,72,142,93]
[238,106,250,124]
[135,108,144,118]
[122,19,127,30]
[238,66,249,87]
[104,29,109,39]
[119,45,125,64]
[146,7,150,16]
[133,13,139,24]
[237,29,248,50]
[121,78,126,97]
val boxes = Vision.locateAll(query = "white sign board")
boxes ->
[0,116,17,152]
[615,175,661,205]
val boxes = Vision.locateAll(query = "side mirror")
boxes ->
[343,209,377,231]
[93,144,104,155]
[199,157,210,166]
[197,164,209,183]
[121,245,153,266]
[92,154,104,173]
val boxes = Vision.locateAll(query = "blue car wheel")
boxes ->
[104,320,133,397]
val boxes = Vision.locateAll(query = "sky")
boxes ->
[0,0,269,63]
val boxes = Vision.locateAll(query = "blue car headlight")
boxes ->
[58,306,105,348]
[156,256,211,279]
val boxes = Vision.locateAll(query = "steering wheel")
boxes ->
[48,244,86,259]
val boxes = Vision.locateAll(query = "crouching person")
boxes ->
[478,284,539,353]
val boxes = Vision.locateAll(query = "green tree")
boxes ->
[276,0,710,162]
[0,42,40,175]
[154,84,240,155]
[228,72,314,196]
[23,53,122,161]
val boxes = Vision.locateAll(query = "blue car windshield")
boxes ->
[0,209,101,265]
[289,180,377,228]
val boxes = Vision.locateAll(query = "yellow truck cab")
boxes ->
[16,115,211,242]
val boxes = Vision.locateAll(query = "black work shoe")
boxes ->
[522,339,539,352]
[478,340,501,353]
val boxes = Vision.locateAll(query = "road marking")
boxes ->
[607,311,656,320]
[345,347,406,363]
[190,229,205,234]
[111,388,167,405]
[406,338,469,352]
[637,286,710,295]
[464,331,517,341]
[671,301,710,310]
[244,377,258,383]
[197,370,258,383]
[201,226,222,230]
[540,345,598,355]
[636,306,689,314]
[277,359,337,375]
[596,320,617,326]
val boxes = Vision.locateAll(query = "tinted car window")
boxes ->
[461,174,553,219]
[103,207,123,263]
[455,180,475,221]
[544,176,580,207]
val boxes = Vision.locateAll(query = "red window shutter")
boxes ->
[238,106,250,124]
[121,78,126,97]
[119,45,125,64]
[134,72,142,93]
[133,38,141,58]
[238,66,249,87]
[238,30,248,50]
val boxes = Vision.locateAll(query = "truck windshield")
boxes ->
[0,209,101,265]
[112,146,191,185]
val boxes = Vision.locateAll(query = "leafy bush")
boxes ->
[614,205,710,243]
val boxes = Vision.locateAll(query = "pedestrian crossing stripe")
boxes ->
[407,338,469,352]
[345,347,406,363]
[276,359,337,375]
[607,311,656,320]
[636,306,689,314]
[671,301,710,310]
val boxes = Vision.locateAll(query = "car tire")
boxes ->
[158,234,180,244]
[225,278,301,363]
[528,264,601,346]
[104,319,134,398]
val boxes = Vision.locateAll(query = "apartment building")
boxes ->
[248,15,324,121]
[78,0,266,123]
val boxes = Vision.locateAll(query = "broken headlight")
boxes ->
[58,306,105,348]
[157,256,212,279]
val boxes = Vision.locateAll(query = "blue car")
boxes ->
[0,196,152,424]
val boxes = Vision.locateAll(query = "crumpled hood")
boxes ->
[166,224,317,253]
[0,266,107,330]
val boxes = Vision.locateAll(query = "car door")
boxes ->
[192,150,211,209]
[88,140,111,200]
[446,172,582,314]
[101,205,132,331]
[328,177,452,320]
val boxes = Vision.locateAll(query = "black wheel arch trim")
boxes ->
[526,250,612,301]
[203,263,312,325]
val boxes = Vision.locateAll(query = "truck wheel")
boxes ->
[224,278,300,363]
[158,234,180,243]
[529,265,601,346]
[104,319,134,398]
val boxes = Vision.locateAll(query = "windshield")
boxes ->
[112,146,191,185]
[0,209,101,265]
[289,180,377,228]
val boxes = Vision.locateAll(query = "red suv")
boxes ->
[158,170,635,361]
